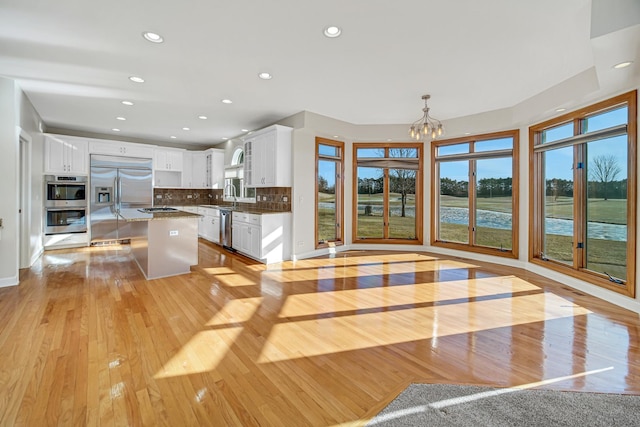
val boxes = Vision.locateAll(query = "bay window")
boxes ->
[530,91,637,297]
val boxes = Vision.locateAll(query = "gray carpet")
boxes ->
[367,383,640,426]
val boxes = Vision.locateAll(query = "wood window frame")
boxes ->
[315,137,344,249]
[529,90,637,297]
[352,142,423,245]
[431,130,520,258]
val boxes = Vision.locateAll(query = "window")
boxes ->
[530,91,637,297]
[432,130,519,257]
[316,138,344,248]
[224,147,256,202]
[353,143,423,243]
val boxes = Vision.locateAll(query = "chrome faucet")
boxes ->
[224,183,237,208]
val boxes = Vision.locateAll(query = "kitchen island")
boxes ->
[118,208,201,279]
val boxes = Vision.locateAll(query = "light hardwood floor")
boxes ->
[1,241,639,426]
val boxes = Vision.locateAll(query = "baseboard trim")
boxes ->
[30,247,43,267]
[0,275,18,288]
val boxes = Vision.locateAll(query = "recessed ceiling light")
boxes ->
[112,128,120,132]
[556,108,566,112]
[258,72,272,80]
[613,61,633,69]
[221,99,233,104]
[121,100,134,106]
[241,129,249,132]
[170,136,177,139]
[324,26,342,38]
[222,137,229,140]
[129,76,145,83]
[464,132,471,135]
[198,115,207,120]
[116,116,126,121]
[182,127,190,131]
[142,32,164,43]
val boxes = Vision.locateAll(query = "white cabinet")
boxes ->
[44,134,88,174]
[207,149,225,189]
[182,152,193,188]
[154,148,184,171]
[232,211,291,263]
[154,148,184,188]
[89,140,155,158]
[189,149,224,189]
[232,215,261,258]
[197,206,220,243]
[191,152,208,188]
[243,125,292,187]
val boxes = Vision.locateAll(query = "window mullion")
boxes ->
[573,143,585,270]
[469,160,477,247]
[383,169,390,239]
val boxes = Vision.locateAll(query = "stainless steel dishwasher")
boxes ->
[219,209,233,249]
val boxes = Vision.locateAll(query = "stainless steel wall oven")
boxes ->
[44,175,88,235]
[45,175,87,208]
[44,207,87,234]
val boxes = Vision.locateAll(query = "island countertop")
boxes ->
[118,208,202,222]
[198,205,290,215]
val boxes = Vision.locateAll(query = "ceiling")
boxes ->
[0,0,638,146]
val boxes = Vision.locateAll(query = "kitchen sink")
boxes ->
[138,207,178,213]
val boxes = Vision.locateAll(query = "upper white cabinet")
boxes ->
[191,152,208,188]
[44,134,88,174]
[154,148,184,171]
[208,149,225,189]
[182,151,193,188]
[153,148,184,188]
[89,140,155,158]
[190,149,224,189]
[243,125,292,187]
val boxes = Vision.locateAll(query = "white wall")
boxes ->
[0,77,19,287]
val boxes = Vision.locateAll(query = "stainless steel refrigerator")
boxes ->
[90,155,153,243]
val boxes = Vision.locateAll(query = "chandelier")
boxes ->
[409,94,444,140]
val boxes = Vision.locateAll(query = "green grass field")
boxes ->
[318,193,627,280]
[440,195,627,225]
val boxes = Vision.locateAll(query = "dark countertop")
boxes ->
[118,208,202,222]
[198,205,291,215]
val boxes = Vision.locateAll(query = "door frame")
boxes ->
[18,128,32,269]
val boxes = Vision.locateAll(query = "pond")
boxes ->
[326,203,627,241]
[440,207,627,242]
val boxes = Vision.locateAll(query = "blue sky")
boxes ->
[319,106,628,186]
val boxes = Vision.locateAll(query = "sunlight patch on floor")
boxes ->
[154,327,243,379]
[202,267,236,275]
[257,293,591,363]
[278,275,540,318]
[215,273,257,287]
[285,252,441,270]
[263,258,480,283]
[207,297,263,326]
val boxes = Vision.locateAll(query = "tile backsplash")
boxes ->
[254,187,292,211]
[153,187,292,212]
